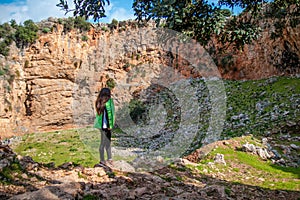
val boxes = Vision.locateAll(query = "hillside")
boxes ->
[0,76,299,199]
[0,5,299,199]
[1,133,299,199]
[0,13,299,136]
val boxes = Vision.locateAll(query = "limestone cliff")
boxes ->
[0,19,185,137]
[212,7,300,80]
[0,16,299,138]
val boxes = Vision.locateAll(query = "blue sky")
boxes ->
[0,0,136,23]
[0,0,241,24]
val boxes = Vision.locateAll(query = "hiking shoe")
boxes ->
[94,161,106,168]
[100,161,106,165]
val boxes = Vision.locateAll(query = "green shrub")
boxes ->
[106,77,116,89]
[74,16,91,32]
[0,69,5,76]
[101,26,108,32]
[14,20,38,48]
[63,17,75,33]
[0,19,39,54]
[0,22,14,56]
[111,18,118,27]
[42,27,51,33]
[24,60,29,68]
[128,99,146,123]
[81,35,88,41]
[0,65,9,76]
[58,18,63,24]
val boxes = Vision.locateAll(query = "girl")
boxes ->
[94,88,115,167]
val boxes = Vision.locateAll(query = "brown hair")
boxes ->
[95,88,111,115]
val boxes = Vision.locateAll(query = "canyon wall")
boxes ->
[215,17,300,80]
[0,17,299,138]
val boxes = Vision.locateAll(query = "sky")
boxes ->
[0,0,136,24]
[0,0,241,24]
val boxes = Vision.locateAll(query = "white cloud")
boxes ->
[0,0,134,24]
[107,7,134,23]
[0,0,71,24]
[96,2,134,23]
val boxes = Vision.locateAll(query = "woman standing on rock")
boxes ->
[94,87,115,167]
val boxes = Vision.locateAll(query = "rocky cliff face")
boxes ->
[0,19,188,137]
[0,17,299,138]
[214,17,300,80]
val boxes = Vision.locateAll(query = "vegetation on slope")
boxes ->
[12,129,99,167]
[186,135,299,191]
[0,17,91,57]
[7,76,299,194]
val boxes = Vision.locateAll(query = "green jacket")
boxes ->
[94,98,115,129]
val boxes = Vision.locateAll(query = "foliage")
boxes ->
[62,17,75,32]
[83,194,98,200]
[0,162,24,184]
[0,22,15,56]
[7,20,37,49]
[61,17,91,33]
[265,0,300,38]
[132,0,266,50]
[14,20,39,49]
[42,27,51,33]
[0,17,91,56]
[56,0,110,22]
[183,76,300,154]
[220,77,300,140]
[128,99,146,124]
[218,0,267,13]
[55,0,299,51]
[12,129,99,167]
[106,77,116,89]
[0,65,15,86]
[0,65,10,76]
[81,35,89,41]
[111,18,118,27]
[74,16,91,31]
[101,26,108,31]
[194,138,300,191]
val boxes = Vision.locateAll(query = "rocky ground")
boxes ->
[1,139,299,200]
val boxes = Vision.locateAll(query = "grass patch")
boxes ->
[11,127,136,167]
[222,76,300,138]
[12,128,100,167]
[7,76,300,193]
[193,139,300,191]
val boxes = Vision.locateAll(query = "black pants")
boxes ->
[99,129,112,162]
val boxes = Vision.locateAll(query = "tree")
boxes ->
[266,0,300,36]
[14,20,39,48]
[132,0,267,49]
[57,0,299,50]
[56,0,110,22]
[0,22,15,56]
